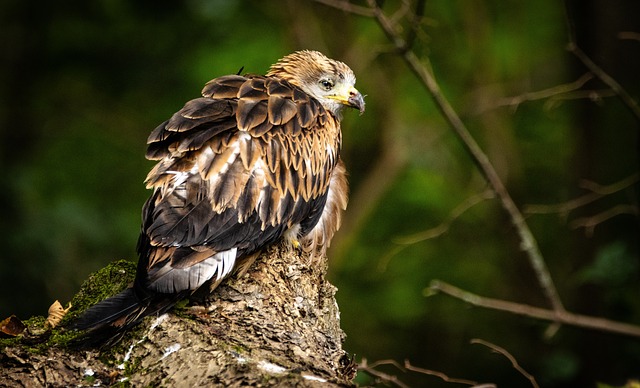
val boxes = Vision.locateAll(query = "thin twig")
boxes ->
[360,358,481,386]
[403,359,482,386]
[405,0,427,51]
[359,358,410,388]
[524,173,640,217]
[544,88,616,104]
[367,358,406,371]
[580,174,640,194]
[476,73,595,114]
[563,1,640,122]
[566,44,640,122]
[396,188,495,244]
[470,339,539,388]
[429,280,640,338]
[389,0,413,27]
[365,0,566,314]
[377,189,495,272]
[570,204,639,237]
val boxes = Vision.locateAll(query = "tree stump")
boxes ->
[0,243,356,387]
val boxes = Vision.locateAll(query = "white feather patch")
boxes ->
[152,248,238,293]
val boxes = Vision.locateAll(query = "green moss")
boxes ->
[66,259,137,322]
[0,260,137,353]
[23,315,47,327]
[233,343,248,354]
[170,299,194,320]
[122,354,143,377]
[0,335,21,349]
[0,318,71,353]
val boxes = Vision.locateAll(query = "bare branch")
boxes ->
[359,358,410,388]
[579,174,640,194]
[543,88,617,106]
[570,204,639,237]
[524,173,640,217]
[566,43,640,122]
[563,2,640,122]
[429,280,640,338]
[365,0,566,314]
[475,73,596,114]
[403,359,483,386]
[366,358,406,371]
[470,339,539,388]
[360,358,482,387]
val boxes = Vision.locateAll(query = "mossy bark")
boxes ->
[0,244,356,387]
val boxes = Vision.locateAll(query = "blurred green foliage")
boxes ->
[1,0,638,386]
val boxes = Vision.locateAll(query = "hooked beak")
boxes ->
[329,85,366,114]
[347,86,366,114]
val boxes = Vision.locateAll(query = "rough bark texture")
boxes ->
[0,244,356,387]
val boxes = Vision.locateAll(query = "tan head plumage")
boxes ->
[267,50,365,116]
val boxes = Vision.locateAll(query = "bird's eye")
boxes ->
[319,79,334,91]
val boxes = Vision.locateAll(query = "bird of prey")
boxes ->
[72,50,365,343]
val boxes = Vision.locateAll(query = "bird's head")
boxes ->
[267,50,365,117]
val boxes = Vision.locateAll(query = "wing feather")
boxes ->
[247,118,273,137]
[174,121,237,154]
[238,78,267,100]
[180,98,228,120]
[265,137,280,174]
[236,99,266,131]
[238,133,260,170]
[210,155,250,211]
[199,144,236,180]
[297,103,314,128]
[268,95,297,125]
[201,75,246,98]
[266,78,294,98]
[283,114,303,136]
[236,172,261,222]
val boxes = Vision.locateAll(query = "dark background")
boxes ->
[1,1,638,386]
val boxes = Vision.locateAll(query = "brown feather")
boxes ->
[202,75,246,98]
[236,99,267,131]
[268,95,297,125]
[201,145,236,180]
[247,118,273,137]
[238,133,258,170]
[237,172,261,222]
[266,78,294,98]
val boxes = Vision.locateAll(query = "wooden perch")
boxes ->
[0,244,355,387]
